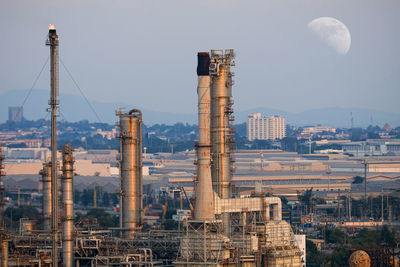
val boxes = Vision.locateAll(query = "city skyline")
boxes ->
[0,0,399,117]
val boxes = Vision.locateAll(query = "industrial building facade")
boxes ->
[247,113,286,141]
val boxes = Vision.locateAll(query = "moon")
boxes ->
[308,17,351,55]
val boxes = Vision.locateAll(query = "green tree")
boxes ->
[4,206,40,228]
[111,193,119,206]
[351,228,379,248]
[298,188,313,214]
[350,128,365,141]
[330,246,350,267]
[102,192,110,207]
[81,189,93,206]
[379,225,396,247]
[326,228,347,245]
[82,209,119,227]
[352,176,364,184]
[306,239,327,265]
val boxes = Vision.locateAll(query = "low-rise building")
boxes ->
[342,139,400,156]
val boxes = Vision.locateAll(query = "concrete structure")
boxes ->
[247,113,268,141]
[8,106,23,122]
[194,52,214,220]
[118,109,143,238]
[295,235,306,267]
[247,113,286,141]
[268,115,286,140]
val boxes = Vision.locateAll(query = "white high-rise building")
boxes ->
[268,115,286,140]
[247,113,286,141]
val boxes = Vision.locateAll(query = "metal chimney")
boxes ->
[0,146,6,230]
[0,146,8,267]
[40,162,52,231]
[61,143,74,267]
[46,24,59,267]
[118,109,143,238]
[1,239,8,267]
[209,49,235,235]
[194,52,215,220]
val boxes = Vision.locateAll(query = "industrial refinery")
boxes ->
[0,26,305,266]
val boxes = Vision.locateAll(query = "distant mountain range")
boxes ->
[1,89,399,127]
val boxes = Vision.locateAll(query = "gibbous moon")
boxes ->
[308,17,351,55]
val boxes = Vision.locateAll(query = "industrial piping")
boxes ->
[40,162,52,232]
[62,143,74,267]
[118,109,143,238]
[194,52,215,220]
[209,49,235,235]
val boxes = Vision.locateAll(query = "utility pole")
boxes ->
[349,190,352,220]
[363,159,368,219]
[337,190,341,222]
[326,169,331,193]
[94,188,97,209]
[260,152,264,170]
[381,186,384,222]
[46,24,59,267]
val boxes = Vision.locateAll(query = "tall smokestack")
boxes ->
[209,49,235,235]
[0,147,8,267]
[1,239,8,267]
[61,143,74,267]
[0,146,5,230]
[46,23,59,267]
[194,52,214,220]
[118,109,143,238]
[40,162,52,231]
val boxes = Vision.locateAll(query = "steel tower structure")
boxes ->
[46,24,59,267]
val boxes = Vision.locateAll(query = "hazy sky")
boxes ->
[1,0,399,116]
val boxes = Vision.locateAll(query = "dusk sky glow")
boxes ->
[1,0,399,115]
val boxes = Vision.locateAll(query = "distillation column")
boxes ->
[1,239,8,267]
[210,49,235,235]
[0,146,5,230]
[0,147,8,267]
[62,143,74,267]
[118,109,143,238]
[40,162,52,231]
[46,24,59,267]
[194,52,214,220]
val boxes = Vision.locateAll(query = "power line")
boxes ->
[58,109,114,175]
[21,56,50,107]
[59,58,103,123]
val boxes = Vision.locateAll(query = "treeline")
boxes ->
[307,225,398,266]
[74,189,119,207]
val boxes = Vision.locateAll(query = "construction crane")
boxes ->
[142,205,148,217]
[162,199,168,222]
[180,186,194,213]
